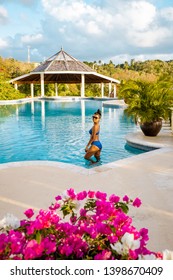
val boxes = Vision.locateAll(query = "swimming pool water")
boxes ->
[0,100,145,167]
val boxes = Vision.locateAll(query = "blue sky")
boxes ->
[0,0,173,64]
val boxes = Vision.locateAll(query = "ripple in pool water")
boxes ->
[0,100,145,168]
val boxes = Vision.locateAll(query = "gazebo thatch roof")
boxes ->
[33,49,94,73]
[10,49,120,85]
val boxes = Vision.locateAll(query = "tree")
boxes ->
[0,74,25,100]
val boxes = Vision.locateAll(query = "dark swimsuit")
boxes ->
[89,128,102,150]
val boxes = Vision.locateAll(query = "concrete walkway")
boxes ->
[126,131,173,150]
[0,130,173,253]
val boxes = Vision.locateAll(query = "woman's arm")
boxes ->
[85,125,97,151]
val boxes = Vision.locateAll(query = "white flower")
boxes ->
[111,233,140,255]
[0,213,20,231]
[111,242,123,254]
[61,190,70,200]
[122,232,140,251]
[163,250,173,260]
[74,200,81,210]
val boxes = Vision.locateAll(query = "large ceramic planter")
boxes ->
[140,120,162,136]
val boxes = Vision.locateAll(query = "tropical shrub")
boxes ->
[0,188,166,260]
[0,74,25,100]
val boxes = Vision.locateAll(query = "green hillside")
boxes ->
[0,56,173,100]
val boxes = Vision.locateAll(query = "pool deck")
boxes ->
[0,97,173,253]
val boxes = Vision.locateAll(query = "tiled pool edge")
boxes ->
[0,96,116,105]
[0,160,92,174]
[0,97,34,105]
[0,146,172,175]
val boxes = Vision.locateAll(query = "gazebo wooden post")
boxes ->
[81,74,85,97]
[14,83,18,90]
[40,73,45,97]
[31,83,34,98]
[101,83,104,98]
[113,84,116,98]
[55,83,58,97]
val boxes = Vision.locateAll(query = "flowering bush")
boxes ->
[0,188,167,260]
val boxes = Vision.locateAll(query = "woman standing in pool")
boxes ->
[84,109,102,164]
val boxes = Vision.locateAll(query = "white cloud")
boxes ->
[108,1,169,49]
[128,27,171,47]
[111,53,173,65]
[0,5,8,24]
[1,0,173,63]
[0,37,8,48]
[40,0,171,49]
[41,0,113,36]
[42,0,96,22]
[160,7,173,21]
[117,1,156,31]
[36,0,173,63]
[85,21,103,35]
[30,48,43,59]
[21,33,43,44]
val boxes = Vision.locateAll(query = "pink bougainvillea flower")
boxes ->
[109,194,120,203]
[66,188,76,199]
[0,234,8,254]
[9,230,25,255]
[0,188,162,260]
[20,220,28,227]
[139,228,149,243]
[43,237,56,255]
[94,250,113,260]
[80,208,87,216]
[76,191,87,200]
[49,203,60,211]
[87,190,95,198]
[95,191,107,200]
[123,195,129,203]
[133,198,142,208]
[70,215,77,224]
[156,252,163,259]
[23,240,44,260]
[24,208,34,219]
[55,195,62,201]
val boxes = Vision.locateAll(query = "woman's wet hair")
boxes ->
[94,109,101,118]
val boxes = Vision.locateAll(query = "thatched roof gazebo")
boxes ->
[10,48,120,98]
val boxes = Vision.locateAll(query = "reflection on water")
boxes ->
[0,100,145,167]
[0,104,19,118]
[81,99,85,128]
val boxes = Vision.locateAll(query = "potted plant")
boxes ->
[119,79,173,136]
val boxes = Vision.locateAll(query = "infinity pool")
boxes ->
[0,100,144,167]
